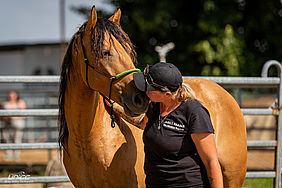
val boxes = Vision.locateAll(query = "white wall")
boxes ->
[0,50,24,75]
[0,43,62,75]
[23,45,61,75]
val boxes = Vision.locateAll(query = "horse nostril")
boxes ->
[134,94,142,106]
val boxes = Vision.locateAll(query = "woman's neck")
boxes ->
[160,99,181,116]
[8,100,18,104]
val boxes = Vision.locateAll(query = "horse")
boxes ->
[58,6,247,188]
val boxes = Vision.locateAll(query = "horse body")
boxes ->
[59,6,247,188]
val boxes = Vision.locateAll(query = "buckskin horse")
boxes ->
[58,6,247,188]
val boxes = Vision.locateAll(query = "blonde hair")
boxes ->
[173,83,198,103]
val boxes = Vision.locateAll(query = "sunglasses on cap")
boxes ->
[143,65,170,92]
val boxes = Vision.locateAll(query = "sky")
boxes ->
[0,0,115,45]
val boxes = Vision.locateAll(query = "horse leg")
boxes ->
[215,110,247,188]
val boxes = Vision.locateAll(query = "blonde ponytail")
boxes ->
[174,83,198,103]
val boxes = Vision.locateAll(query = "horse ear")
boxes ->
[86,6,97,31]
[109,9,121,26]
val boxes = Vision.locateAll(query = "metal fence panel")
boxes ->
[0,60,281,186]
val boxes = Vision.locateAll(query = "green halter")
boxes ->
[80,34,141,128]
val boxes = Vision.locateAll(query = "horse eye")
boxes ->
[103,50,111,56]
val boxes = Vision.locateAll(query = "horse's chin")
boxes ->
[123,103,144,117]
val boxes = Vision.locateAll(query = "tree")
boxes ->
[72,0,282,76]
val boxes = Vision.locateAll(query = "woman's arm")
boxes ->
[191,133,223,188]
[18,99,26,109]
[0,103,9,122]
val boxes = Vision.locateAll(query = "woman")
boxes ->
[114,62,223,187]
[1,91,26,161]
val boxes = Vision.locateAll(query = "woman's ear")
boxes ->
[165,92,172,96]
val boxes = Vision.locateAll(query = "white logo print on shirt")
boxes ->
[163,120,185,132]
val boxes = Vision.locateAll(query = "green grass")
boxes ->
[243,178,273,188]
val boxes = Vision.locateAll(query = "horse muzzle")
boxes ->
[121,81,149,117]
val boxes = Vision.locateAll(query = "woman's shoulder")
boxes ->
[18,99,25,104]
[182,100,211,119]
[181,100,210,115]
[17,99,26,108]
[183,99,203,109]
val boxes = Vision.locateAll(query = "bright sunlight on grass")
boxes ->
[243,178,273,188]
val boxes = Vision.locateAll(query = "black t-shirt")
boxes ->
[143,100,214,188]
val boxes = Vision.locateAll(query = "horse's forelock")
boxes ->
[92,18,136,64]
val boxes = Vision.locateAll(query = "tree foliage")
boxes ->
[72,0,282,76]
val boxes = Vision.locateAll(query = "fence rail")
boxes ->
[0,60,281,186]
[0,143,59,150]
[0,108,275,117]
[0,75,280,87]
[247,140,277,147]
[0,141,277,150]
[246,172,276,179]
[0,176,70,184]
[0,76,59,83]
[0,109,58,116]
[185,76,280,88]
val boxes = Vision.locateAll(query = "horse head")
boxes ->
[77,7,149,116]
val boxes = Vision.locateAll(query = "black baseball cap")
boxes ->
[133,62,183,92]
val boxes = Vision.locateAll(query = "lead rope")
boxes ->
[106,77,116,128]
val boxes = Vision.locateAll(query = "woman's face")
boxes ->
[8,91,18,101]
[146,90,168,102]
[146,90,161,102]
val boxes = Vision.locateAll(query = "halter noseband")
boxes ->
[80,34,141,128]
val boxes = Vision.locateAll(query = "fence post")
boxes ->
[262,60,282,188]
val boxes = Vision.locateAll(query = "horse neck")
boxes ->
[64,62,104,139]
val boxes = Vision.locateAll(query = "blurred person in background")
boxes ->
[1,91,26,161]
